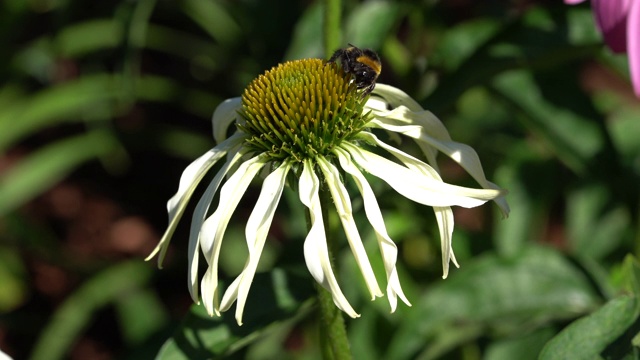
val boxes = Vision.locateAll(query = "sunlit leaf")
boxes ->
[386,246,601,360]
[539,295,640,360]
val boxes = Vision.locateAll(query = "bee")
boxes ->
[327,44,381,97]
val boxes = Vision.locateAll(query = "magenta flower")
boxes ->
[566,0,640,97]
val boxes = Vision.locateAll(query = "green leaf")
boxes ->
[283,3,323,61]
[30,261,154,360]
[493,155,545,257]
[620,256,640,297]
[55,19,124,58]
[566,7,600,46]
[155,268,314,360]
[539,295,640,360]
[608,105,640,161]
[491,70,603,174]
[115,289,168,345]
[179,0,241,45]
[135,75,220,118]
[344,1,399,49]
[484,327,556,360]
[0,130,119,215]
[431,18,501,72]
[144,24,224,65]
[567,184,630,260]
[0,74,122,151]
[0,247,27,312]
[387,246,601,360]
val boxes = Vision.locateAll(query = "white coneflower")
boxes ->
[147,58,509,325]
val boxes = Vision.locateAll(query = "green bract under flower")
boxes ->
[148,57,510,326]
[239,59,367,161]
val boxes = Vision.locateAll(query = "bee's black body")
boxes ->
[328,44,381,97]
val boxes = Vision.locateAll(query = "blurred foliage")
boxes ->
[0,0,639,359]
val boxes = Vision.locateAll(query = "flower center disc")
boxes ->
[239,58,368,162]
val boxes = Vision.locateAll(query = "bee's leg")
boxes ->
[361,83,375,98]
[327,49,342,63]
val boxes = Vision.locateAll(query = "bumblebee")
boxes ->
[328,44,381,97]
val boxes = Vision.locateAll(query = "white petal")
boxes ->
[369,114,510,217]
[317,157,383,300]
[212,97,242,145]
[369,83,422,112]
[0,348,11,360]
[364,96,389,111]
[219,161,292,325]
[199,155,268,315]
[145,132,245,266]
[201,265,220,316]
[369,105,450,140]
[343,143,504,208]
[358,131,442,179]
[433,206,457,278]
[355,133,461,278]
[299,159,359,318]
[186,148,246,303]
[334,148,410,310]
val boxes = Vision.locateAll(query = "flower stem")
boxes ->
[313,185,352,360]
[323,0,342,58]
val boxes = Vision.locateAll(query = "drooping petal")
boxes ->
[146,132,246,266]
[343,143,504,208]
[186,147,246,303]
[628,0,640,97]
[212,97,243,145]
[199,155,268,316]
[368,105,451,141]
[366,119,510,217]
[366,106,444,168]
[592,0,631,53]
[219,160,292,325]
[334,148,410,310]
[299,159,359,318]
[433,206,458,278]
[317,156,383,300]
[351,135,460,277]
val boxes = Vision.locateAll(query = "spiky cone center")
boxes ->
[239,58,369,162]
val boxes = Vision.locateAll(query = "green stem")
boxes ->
[307,185,351,360]
[323,0,342,58]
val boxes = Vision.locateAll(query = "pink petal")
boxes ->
[565,0,587,4]
[592,0,631,52]
[627,0,640,96]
